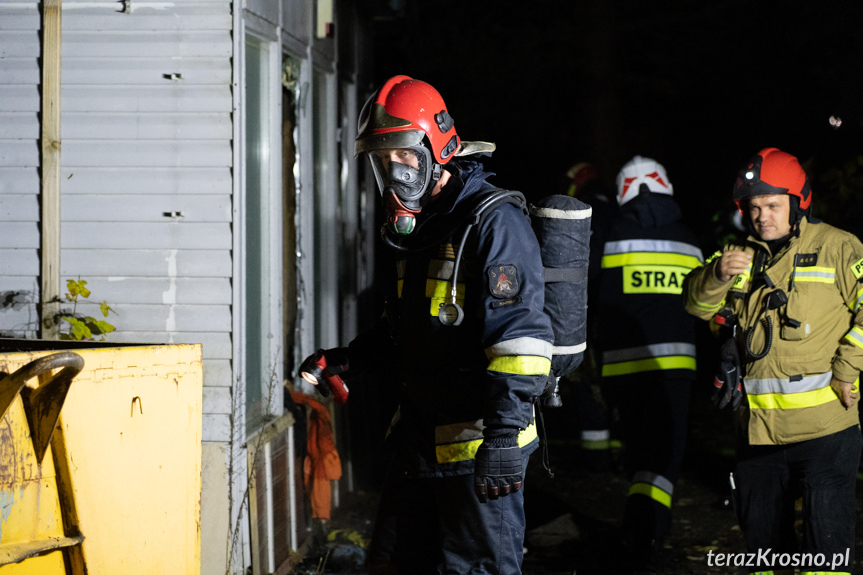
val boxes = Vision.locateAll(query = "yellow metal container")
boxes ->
[0,343,202,574]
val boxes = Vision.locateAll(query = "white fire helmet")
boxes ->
[615,155,673,206]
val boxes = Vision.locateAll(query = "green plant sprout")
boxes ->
[58,278,118,341]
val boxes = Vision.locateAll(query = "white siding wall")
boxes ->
[0,2,41,339]
[57,0,235,441]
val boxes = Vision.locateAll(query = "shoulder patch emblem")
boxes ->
[851,257,863,280]
[488,264,520,299]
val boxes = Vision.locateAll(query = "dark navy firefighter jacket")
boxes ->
[349,160,554,478]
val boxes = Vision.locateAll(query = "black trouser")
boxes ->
[734,425,862,574]
[368,449,532,575]
[602,372,692,550]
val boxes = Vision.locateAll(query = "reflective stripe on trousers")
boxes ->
[601,342,696,376]
[628,470,674,508]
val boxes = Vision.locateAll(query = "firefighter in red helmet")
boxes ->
[301,75,553,574]
[683,147,863,575]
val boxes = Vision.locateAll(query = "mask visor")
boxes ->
[367,147,434,210]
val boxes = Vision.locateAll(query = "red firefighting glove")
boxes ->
[473,433,522,503]
[712,339,743,410]
[299,348,350,404]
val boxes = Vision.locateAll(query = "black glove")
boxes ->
[712,339,743,410]
[298,348,350,404]
[473,433,522,503]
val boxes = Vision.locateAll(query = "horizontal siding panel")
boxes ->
[0,276,38,338]
[63,140,232,167]
[202,358,232,386]
[63,222,232,249]
[62,167,232,195]
[64,194,231,223]
[63,58,231,85]
[0,30,38,57]
[203,385,231,414]
[0,58,39,84]
[72,302,231,332]
[0,12,40,32]
[0,86,39,112]
[0,112,38,139]
[202,413,230,443]
[0,194,37,220]
[110,331,232,360]
[0,306,39,338]
[73,277,231,305]
[64,31,231,58]
[0,167,39,194]
[0,140,38,167]
[63,112,232,140]
[0,223,38,249]
[0,273,39,336]
[0,276,37,295]
[62,249,231,277]
[0,249,39,275]
[63,85,232,113]
[64,13,231,32]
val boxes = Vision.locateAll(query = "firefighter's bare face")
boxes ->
[747,194,792,240]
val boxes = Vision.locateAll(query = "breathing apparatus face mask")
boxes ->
[368,147,438,235]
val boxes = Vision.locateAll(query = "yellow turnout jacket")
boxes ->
[683,217,863,445]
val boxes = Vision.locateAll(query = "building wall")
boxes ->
[0,2,42,340]
[0,1,370,573]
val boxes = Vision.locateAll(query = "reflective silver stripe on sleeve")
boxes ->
[529,205,592,220]
[486,337,553,360]
[744,371,832,395]
[603,239,703,261]
[553,342,587,356]
[602,342,696,364]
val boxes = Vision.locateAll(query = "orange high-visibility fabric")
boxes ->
[291,392,342,520]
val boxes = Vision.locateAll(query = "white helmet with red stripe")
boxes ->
[615,155,673,206]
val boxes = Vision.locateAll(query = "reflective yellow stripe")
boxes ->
[426,278,464,317]
[397,278,404,298]
[689,296,723,314]
[853,287,863,312]
[747,385,838,410]
[704,250,722,265]
[435,422,538,463]
[518,421,538,446]
[844,326,863,349]
[792,266,835,284]
[601,252,702,269]
[487,355,551,376]
[628,483,672,508]
[601,355,696,376]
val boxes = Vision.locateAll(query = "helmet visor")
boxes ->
[355,129,424,157]
[367,146,434,210]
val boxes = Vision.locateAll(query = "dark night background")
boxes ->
[324,4,863,572]
[363,0,863,245]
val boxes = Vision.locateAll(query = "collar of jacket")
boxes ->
[426,159,495,218]
[620,191,682,228]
